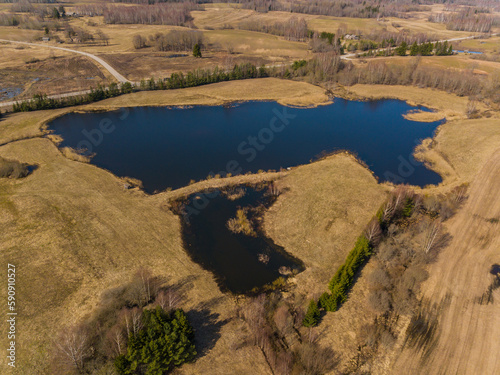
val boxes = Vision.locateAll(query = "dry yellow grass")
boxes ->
[0,136,272,375]
[391,148,500,375]
[0,79,329,373]
[1,75,499,374]
[264,153,388,369]
[345,84,480,121]
[0,109,68,145]
[403,109,445,122]
[204,29,309,59]
[84,77,331,108]
[264,153,387,295]
[415,117,500,186]
[380,55,500,75]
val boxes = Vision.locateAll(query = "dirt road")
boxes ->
[0,39,130,83]
[392,148,500,374]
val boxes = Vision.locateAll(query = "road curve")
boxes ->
[0,39,130,83]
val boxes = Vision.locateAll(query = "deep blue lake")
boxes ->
[48,99,443,193]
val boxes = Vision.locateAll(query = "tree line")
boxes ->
[11,63,266,112]
[350,185,468,371]
[429,9,495,33]
[103,3,197,25]
[133,29,203,52]
[12,82,132,112]
[235,0,426,18]
[303,184,468,328]
[237,16,308,41]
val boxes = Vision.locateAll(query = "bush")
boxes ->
[0,157,32,179]
[132,34,147,49]
[302,300,320,327]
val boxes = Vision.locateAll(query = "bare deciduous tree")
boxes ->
[119,306,143,338]
[156,288,182,312]
[421,220,442,254]
[105,324,125,357]
[54,325,92,373]
[365,218,382,245]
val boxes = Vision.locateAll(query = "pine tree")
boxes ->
[410,42,419,56]
[395,41,408,56]
[193,43,202,58]
[303,300,321,327]
[115,307,196,375]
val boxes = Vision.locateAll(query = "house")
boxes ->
[344,34,360,40]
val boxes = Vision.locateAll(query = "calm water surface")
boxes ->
[48,99,443,193]
[180,186,303,294]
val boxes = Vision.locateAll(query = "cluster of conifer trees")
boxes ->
[114,307,196,374]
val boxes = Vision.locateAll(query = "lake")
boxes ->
[48,99,443,194]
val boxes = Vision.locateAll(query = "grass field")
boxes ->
[455,36,500,53]
[1,1,500,372]
[392,148,500,375]
[1,76,500,374]
[0,79,329,374]
[345,84,480,121]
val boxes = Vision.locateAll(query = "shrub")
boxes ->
[0,157,32,179]
[132,34,147,49]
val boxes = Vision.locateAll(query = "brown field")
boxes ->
[0,49,113,101]
[1,0,500,371]
[83,77,331,108]
[192,5,476,40]
[345,84,479,121]
[391,148,500,375]
[372,55,500,76]
[454,36,500,54]
[95,51,270,82]
[1,79,499,373]
[415,117,500,187]
[0,79,328,374]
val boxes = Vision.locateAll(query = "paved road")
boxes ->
[0,39,130,83]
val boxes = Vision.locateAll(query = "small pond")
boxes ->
[178,185,304,294]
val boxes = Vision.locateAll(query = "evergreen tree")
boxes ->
[115,307,196,375]
[409,42,419,56]
[303,300,320,327]
[192,44,202,58]
[319,292,337,312]
[52,7,60,19]
[395,41,408,56]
